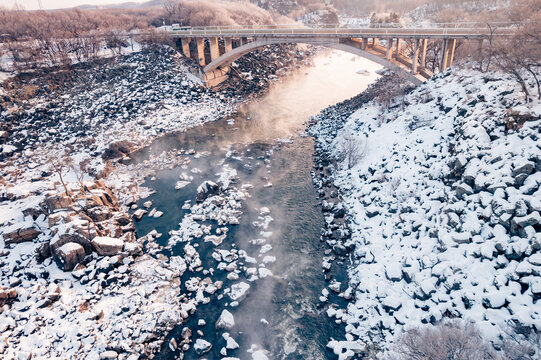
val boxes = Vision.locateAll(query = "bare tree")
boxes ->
[391,321,498,360]
[336,135,367,170]
[48,152,73,199]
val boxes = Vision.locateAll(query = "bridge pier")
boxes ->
[361,38,367,50]
[181,38,191,58]
[203,66,229,87]
[224,37,233,53]
[440,38,449,72]
[411,39,420,74]
[241,37,249,46]
[420,38,428,70]
[195,38,206,67]
[209,37,220,61]
[395,38,402,56]
[448,39,457,67]
[386,39,392,60]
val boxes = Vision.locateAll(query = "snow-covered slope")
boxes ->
[311,68,541,357]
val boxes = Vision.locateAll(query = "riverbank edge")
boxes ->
[308,72,416,358]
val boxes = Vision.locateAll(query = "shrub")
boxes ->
[391,321,497,360]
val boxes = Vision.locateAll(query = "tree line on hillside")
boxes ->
[0,0,292,73]
[161,0,277,26]
[472,0,541,100]
[0,6,169,72]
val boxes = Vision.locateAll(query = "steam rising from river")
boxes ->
[138,49,382,359]
[232,49,382,144]
[224,50,382,358]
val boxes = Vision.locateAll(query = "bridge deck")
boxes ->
[167,26,514,39]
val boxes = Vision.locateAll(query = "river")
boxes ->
[131,49,381,360]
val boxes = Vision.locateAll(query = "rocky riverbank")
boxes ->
[309,68,541,358]
[0,43,315,359]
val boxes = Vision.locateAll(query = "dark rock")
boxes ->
[102,141,134,160]
[333,244,347,256]
[36,242,52,262]
[52,233,93,255]
[196,181,220,202]
[54,242,86,271]
[512,162,534,177]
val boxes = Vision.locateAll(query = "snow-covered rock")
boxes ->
[194,339,212,355]
[216,309,235,330]
[91,236,124,256]
[310,67,541,353]
[54,242,86,271]
[229,282,250,302]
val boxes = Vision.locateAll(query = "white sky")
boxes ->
[4,0,149,10]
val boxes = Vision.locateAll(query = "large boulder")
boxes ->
[91,236,124,256]
[54,242,86,271]
[216,309,235,330]
[0,287,17,307]
[101,140,134,160]
[87,206,113,222]
[4,226,41,244]
[44,194,73,212]
[51,233,93,254]
[194,339,212,355]
[196,181,220,202]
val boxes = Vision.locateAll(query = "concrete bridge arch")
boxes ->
[171,25,512,86]
[203,37,424,85]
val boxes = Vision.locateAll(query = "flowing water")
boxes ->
[132,50,381,359]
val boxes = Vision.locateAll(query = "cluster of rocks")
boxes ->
[309,73,409,268]
[145,157,276,359]
[222,44,316,96]
[0,47,238,163]
[1,180,138,271]
[0,178,192,358]
[0,44,317,165]
[310,68,541,357]
[0,42,317,359]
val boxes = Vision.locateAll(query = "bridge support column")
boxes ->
[411,39,420,74]
[373,37,378,47]
[241,37,248,46]
[224,37,233,53]
[420,38,428,70]
[396,38,402,56]
[448,39,457,67]
[386,38,393,60]
[440,38,449,72]
[209,37,220,61]
[361,37,367,50]
[195,38,206,67]
[181,38,191,58]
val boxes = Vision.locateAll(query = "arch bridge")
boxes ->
[167,25,514,87]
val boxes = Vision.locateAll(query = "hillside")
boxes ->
[310,68,541,358]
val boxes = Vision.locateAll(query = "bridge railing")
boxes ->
[355,21,518,29]
[167,26,516,38]
[169,22,518,31]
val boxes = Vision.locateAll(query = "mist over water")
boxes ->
[133,49,381,359]
[234,50,381,143]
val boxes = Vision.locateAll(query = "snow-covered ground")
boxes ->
[0,49,234,356]
[311,68,541,358]
[0,42,318,359]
